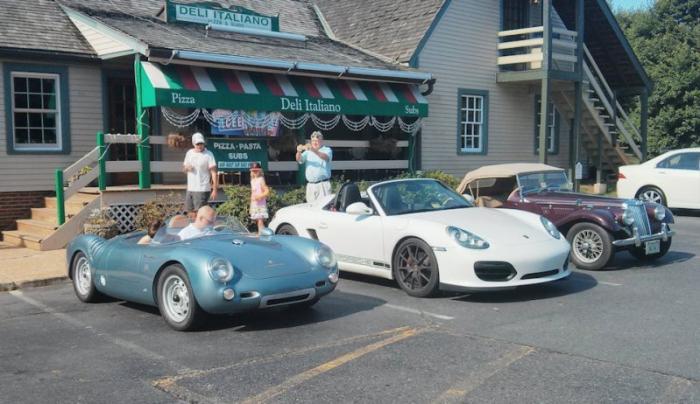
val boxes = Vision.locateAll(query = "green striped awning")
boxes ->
[138,62,428,117]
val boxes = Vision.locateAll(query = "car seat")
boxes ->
[338,183,362,212]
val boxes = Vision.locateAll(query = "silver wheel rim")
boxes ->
[74,256,92,296]
[162,274,190,323]
[572,230,604,264]
[641,190,662,204]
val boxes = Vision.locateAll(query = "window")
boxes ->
[457,89,488,154]
[534,96,560,154]
[657,153,700,170]
[4,64,69,154]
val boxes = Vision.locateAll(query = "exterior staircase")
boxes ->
[2,191,99,251]
[555,45,642,179]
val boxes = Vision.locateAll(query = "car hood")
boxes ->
[185,235,314,280]
[406,208,553,245]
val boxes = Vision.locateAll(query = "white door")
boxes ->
[654,152,700,208]
[314,209,387,272]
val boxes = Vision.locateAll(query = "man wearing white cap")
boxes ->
[296,131,333,203]
[183,132,218,219]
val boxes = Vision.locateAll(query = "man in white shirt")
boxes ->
[178,205,216,240]
[296,131,333,203]
[183,132,218,219]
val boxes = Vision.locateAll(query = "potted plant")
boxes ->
[83,208,120,239]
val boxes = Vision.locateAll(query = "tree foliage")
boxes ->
[616,0,700,155]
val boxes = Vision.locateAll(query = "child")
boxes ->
[249,162,270,235]
[138,219,163,245]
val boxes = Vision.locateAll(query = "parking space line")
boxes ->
[432,346,534,403]
[384,303,455,320]
[655,377,693,404]
[9,290,188,372]
[152,326,417,400]
[241,327,423,404]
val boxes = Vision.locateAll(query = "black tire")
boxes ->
[276,224,298,235]
[71,252,101,303]
[637,186,667,207]
[156,264,205,331]
[566,222,614,271]
[288,296,321,310]
[629,237,672,262]
[392,238,440,297]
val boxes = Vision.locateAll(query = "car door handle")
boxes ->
[319,222,328,229]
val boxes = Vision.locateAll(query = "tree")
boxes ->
[616,0,700,155]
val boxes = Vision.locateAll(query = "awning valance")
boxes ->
[138,62,428,117]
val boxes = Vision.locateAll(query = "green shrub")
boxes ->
[421,170,461,190]
[135,192,183,230]
[216,185,307,229]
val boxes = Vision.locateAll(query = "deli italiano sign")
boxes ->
[166,1,280,32]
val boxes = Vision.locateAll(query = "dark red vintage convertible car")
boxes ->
[458,164,674,270]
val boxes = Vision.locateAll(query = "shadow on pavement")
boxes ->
[602,249,695,271]
[447,272,597,303]
[120,289,386,332]
[670,208,700,218]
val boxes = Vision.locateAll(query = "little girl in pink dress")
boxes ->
[249,162,269,234]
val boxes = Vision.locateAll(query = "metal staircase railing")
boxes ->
[582,45,642,161]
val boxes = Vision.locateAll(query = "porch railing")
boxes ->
[582,45,642,160]
[497,26,578,72]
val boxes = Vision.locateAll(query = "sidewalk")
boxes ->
[0,243,67,292]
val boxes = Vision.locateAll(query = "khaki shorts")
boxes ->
[185,191,210,211]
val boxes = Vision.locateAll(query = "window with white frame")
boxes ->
[459,92,486,153]
[535,97,558,154]
[11,72,61,150]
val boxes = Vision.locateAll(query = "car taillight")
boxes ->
[617,172,626,179]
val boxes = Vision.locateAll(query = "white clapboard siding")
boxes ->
[0,62,103,192]
[416,0,571,177]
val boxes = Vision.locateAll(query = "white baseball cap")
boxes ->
[192,132,205,146]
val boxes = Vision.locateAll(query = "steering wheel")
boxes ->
[213,224,227,232]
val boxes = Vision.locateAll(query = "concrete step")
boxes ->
[1,230,42,250]
[16,219,57,238]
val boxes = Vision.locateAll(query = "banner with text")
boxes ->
[207,138,268,172]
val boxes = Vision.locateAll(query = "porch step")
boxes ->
[1,230,43,250]
[16,219,57,238]
[44,198,91,215]
[30,208,60,224]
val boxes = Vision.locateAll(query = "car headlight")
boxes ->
[621,209,635,226]
[540,216,561,239]
[654,204,666,221]
[315,245,337,269]
[446,226,489,249]
[208,257,234,282]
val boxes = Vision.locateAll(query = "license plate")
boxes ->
[645,240,661,255]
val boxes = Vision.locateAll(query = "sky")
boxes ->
[609,0,655,12]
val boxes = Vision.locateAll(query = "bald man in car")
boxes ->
[178,205,216,240]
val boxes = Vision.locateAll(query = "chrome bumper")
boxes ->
[612,223,674,247]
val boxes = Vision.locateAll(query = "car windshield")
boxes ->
[371,179,472,216]
[518,171,572,196]
[151,215,249,244]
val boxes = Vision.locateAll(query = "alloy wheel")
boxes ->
[396,242,434,291]
[641,189,663,204]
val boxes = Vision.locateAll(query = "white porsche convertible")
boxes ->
[269,179,571,297]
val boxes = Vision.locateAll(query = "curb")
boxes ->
[0,276,69,292]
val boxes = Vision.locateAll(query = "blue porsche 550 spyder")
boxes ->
[66,215,339,331]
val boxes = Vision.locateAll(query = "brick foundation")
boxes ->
[0,191,54,238]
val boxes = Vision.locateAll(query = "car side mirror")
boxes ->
[462,194,475,204]
[345,202,373,215]
[260,227,274,237]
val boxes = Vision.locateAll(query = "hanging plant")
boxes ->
[167,132,190,149]
[369,136,398,157]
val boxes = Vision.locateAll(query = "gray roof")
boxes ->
[56,0,413,71]
[314,0,444,63]
[0,0,95,56]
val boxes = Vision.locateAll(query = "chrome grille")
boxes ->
[628,202,651,236]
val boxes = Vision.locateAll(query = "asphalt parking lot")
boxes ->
[1,213,699,403]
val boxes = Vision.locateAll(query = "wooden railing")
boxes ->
[582,45,642,159]
[497,26,577,72]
